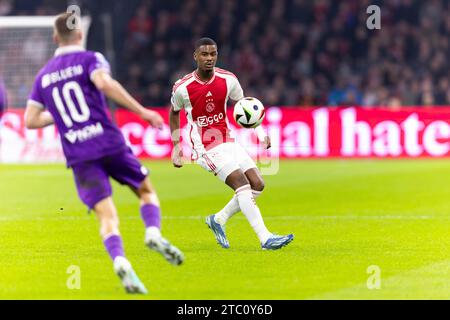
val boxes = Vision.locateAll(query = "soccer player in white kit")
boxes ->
[169,38,294,250]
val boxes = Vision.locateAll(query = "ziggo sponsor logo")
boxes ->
[197,113,224,127]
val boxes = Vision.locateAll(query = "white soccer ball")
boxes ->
[233,97,266,128]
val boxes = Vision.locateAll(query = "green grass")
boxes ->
[1,159,450,299]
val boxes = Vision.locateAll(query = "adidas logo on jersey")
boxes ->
[206,91,213,97]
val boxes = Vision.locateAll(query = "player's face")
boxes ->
[195,45,218,71]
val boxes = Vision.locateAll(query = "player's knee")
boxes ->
[138,179,160,206]
[228,171,250,190]
[240,175,250,187]
[252,179,265,192]
[97,208,119,236]
[140,191,160,207]
[225,169,245,188]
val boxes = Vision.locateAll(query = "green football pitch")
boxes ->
[1,159,450,299]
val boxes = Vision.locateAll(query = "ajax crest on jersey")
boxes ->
[233,97,266,128]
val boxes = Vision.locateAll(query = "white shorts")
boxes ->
[196,142,257,182]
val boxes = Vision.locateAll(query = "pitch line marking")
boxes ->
[0,214,446,222]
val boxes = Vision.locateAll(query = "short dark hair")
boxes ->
[195,37,217,50]
[54,12,79,41]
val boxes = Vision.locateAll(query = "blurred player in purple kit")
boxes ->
[0,78,6,119]
[24,12,183,294]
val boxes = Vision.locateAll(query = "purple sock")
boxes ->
[103,235,125,261]
[140,204,161,229]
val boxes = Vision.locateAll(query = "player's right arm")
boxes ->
[25,75,54,129]
[24,103,54,129]
[169,84,184,168]
[91,70,163,129]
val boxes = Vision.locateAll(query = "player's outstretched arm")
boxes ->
[91,70,163,129]
[24,104,54,129]
[255,126,271,149]
[169,106,183,168]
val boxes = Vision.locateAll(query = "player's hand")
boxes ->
[141,109,164,129]
[172,144,184,168]
[263,136,271,149]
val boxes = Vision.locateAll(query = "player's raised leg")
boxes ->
[94,197,147,294]
[207,170,263,248]
[213,168,265,226]
[225,169,294,250]
[133,178,184,265]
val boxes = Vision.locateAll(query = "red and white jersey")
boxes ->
[171,67,244,157]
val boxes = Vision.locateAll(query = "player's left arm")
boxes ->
[24,103,54,129]
[229,77,271,149]
[255,126,271,149]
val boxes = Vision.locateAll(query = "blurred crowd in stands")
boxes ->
[2,0,450,108]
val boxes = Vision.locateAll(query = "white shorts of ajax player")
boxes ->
[196,142,257,182]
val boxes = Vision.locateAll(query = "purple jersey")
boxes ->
[0,79,6,117]
[28,45,128,166]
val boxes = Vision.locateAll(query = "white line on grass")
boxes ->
[0,214,446,222]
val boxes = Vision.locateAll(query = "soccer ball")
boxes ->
[233,97,266,128]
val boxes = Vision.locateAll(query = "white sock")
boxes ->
[214,190,262,225]
[234,185,271,244]
[145,226,162,241]
[113,256,132,273]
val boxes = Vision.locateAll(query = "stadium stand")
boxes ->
[2,0,450,108]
